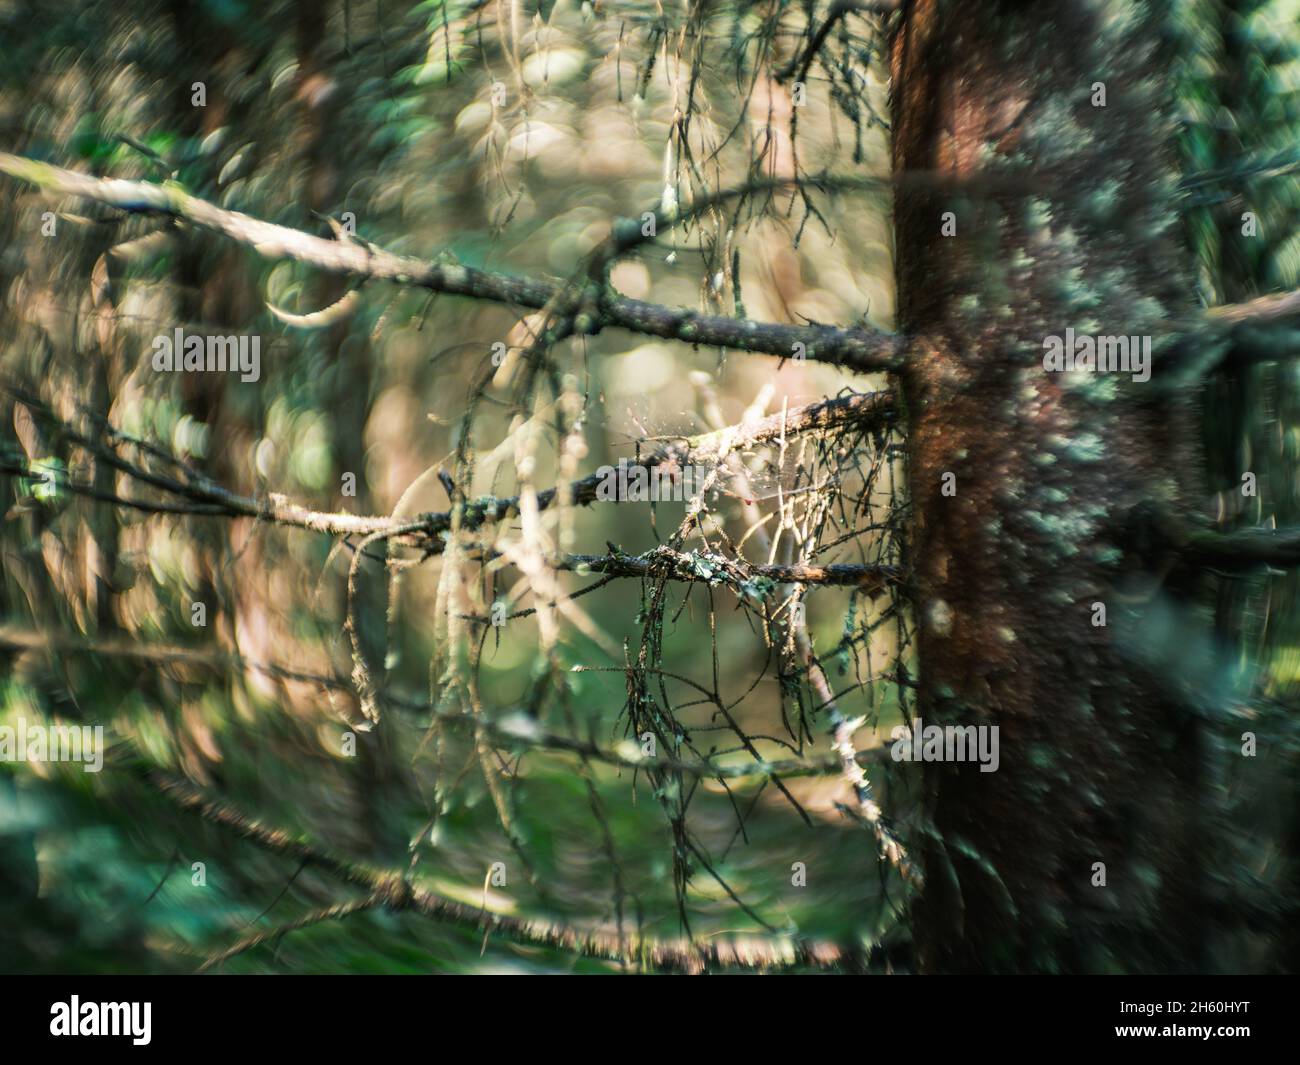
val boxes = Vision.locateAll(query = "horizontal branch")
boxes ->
[146,769,856,973]
[565,545,901,595]
[1181,525,1300,570]
[356,384,894,548]
[0,153,903,373]
[8,383,895,554]
[396,387,897,548]
[1206,288,1300,327]
[1195,288,1300,371]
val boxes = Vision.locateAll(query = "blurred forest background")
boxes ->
[0,0,1297,973]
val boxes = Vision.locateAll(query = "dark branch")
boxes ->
[1182,526,1300,571]
[145,769,856,973]
[566,545,901,595]
[7,382,895,558]
[0,153,903,373]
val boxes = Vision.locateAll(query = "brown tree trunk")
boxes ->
[891,0,1215,972]
[293,0,404,861]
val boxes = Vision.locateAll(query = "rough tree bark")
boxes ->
[891,0,1216,973]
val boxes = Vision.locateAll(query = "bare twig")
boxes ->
[197,895,385,973]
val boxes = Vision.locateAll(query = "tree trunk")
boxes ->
[891,0,1215,973]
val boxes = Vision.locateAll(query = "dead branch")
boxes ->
[6,383,895,559]
[0,153,903,373]
[147,769,857,973]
